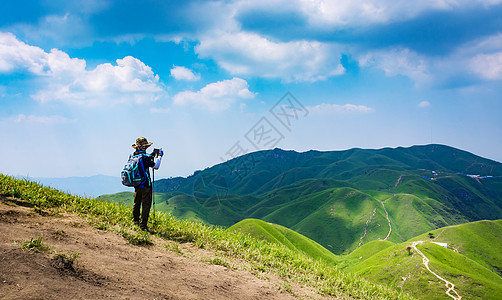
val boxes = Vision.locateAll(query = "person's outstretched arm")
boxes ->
[153,149,164,170]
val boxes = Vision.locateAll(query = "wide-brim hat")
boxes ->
[132,137,153,150]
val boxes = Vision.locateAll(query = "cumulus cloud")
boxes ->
[0,32,165,106]
[170,66,200,81]
[308,103,374,114]
[195,31,345,82]
[0,32,48,74]
[223,0,502,86]
[173,77,255,111]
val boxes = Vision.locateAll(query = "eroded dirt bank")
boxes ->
[0,197,329,299]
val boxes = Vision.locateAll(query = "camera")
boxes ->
[152,148,161,157]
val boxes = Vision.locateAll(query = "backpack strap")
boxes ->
[135,152,152,188]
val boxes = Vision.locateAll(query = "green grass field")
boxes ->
[228,218,339,265]
[411,220,502,277]
[345,221,502,299]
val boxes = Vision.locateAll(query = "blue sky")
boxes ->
[1,0,501,179]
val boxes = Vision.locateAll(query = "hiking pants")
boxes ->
[133,186,152,229]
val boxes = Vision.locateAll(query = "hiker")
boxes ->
[130,137,163,231]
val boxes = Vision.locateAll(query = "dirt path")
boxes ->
[394,175,405,187]
[380,200,392,241]
[411,241,462,300]
[0,197,330,300]
[357,208,376,248]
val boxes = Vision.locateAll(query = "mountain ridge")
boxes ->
[155,144,502,196]
[100,144,502,255]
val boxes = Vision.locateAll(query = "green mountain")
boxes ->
[155,144,502,196]
[100,144,502,254]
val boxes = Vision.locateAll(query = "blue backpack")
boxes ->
[121,154,147,187]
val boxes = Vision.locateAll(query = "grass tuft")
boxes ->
[206,257,231,268]
[52,251,79,271]
[21,236,50,252]
[120,228,153,246]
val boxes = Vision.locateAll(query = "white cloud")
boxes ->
[170,66,200,81]
[359,48,430,84]
[189,1,502,86]
[298,0,502,28]
[195,31,345,82]
[0,32,165,106]
[0,32,48,74]
[233,0,502,30]
[173,77,255,111]
[308,103,374,114]
[5,13,92,48]
[358,33,502,86]
[418,101,431,108]
[81,56,161,93]
[469,52,502,80]
[13,114,76,124]
[437,33,502,81]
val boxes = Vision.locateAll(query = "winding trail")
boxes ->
[380,200,392,240]
[411,241,462,300]
[395,175,405,187]
[357,208,376,248]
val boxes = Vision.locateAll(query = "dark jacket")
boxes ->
[133,150,155,188]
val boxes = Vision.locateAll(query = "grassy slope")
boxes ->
[97,191,134,205]
[0,174,409,300]
[101,178,480,255]
[229,217,502,299]
[12,173,501,299]
[346,221,502,299]
[419,242,502,299]
[411,220,502,276]
[341,240,396,266]
[347,242,502,299]
[227,218,338,265]
[289,188,390,254]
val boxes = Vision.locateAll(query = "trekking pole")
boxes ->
[152,168,156,224]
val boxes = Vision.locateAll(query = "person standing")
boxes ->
[130,137,163,231]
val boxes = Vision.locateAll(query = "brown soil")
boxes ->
[0,197,331,299]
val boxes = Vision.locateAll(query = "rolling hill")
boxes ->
[226,217,502,299]
[99,144,502,255]
[345,220,502,299]
[227,218,338,265]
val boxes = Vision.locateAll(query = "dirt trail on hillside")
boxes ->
[411,241,462,300]
[0,197,331,300]
[380,200,392,241]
